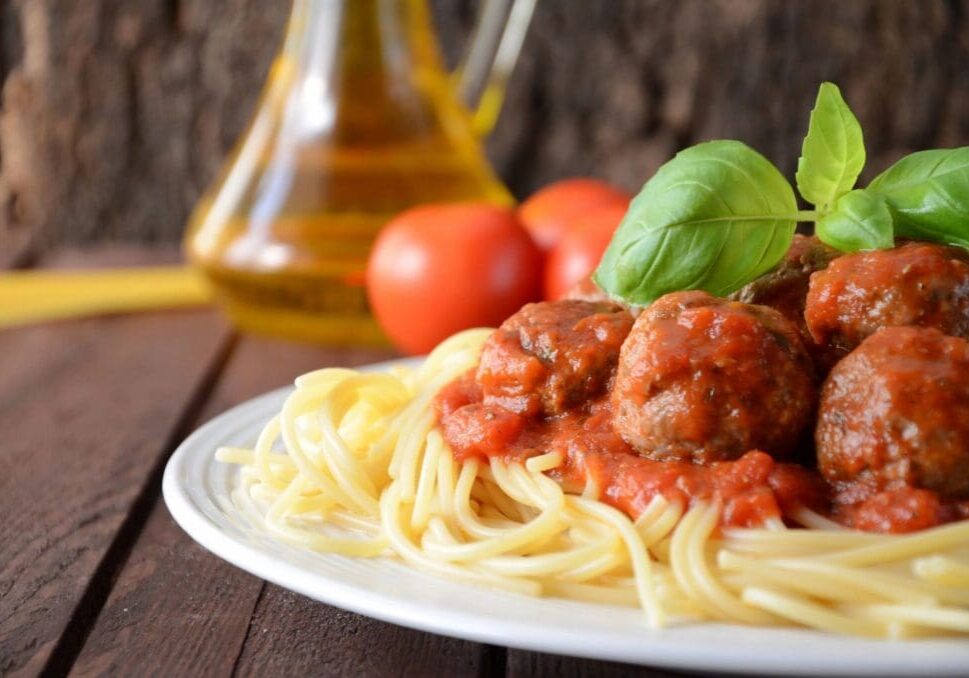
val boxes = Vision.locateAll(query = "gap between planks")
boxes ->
[39,333,239,676]
[68,338,455,678]
[0,247,230,676]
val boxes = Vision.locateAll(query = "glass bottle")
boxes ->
[184,0,533,345]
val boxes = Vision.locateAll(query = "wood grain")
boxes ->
[0,309,229,676]
[233,586,487,678]
[0,247,231,676]
[69,337,422,677]
[507,650,687,678]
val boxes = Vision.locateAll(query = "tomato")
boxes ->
[544,202,627,301]
[518,178,631,252]
[366,203,542,355]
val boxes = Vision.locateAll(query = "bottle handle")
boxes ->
[454,0,536,136]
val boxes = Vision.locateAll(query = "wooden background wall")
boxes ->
[2,0,968,257]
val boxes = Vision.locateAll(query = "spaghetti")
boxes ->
[217,329,969,639]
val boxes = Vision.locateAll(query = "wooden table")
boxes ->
[1,248,683,677]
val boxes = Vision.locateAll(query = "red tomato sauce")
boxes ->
[833,486,969,533]
[437,371,969,533]
[437,372,824,529]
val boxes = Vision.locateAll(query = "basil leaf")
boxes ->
[816,189,893,252]
[867,148,969,248]
[795,82,865,211]
[593,140,797,305]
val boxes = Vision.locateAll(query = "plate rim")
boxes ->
[163,358,969,677]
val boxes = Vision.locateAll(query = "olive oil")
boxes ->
[185,0,514,344]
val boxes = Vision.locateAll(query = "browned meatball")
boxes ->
[477,300,634,417]
[730,234,840,346]
[611,291,816,464]
[817,327,969,499]
[805,242,969,368]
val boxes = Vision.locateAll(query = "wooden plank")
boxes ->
[0,248,232,676]
[233,586,487,678]
[69,338,409,677]
[506,651,686,677]
[65,497,262,678]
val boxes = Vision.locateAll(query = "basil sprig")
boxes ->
[868,148,969,248]
[595,82,969,305]
[796,83,890,252]
[796,82,865,212]
[816,189,893,252]
[594,141,797,305]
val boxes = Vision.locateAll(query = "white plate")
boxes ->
[163,358,969,677]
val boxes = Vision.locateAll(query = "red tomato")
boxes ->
[367,203,541,355]
[518,178,631,252]
[544,202,627,301]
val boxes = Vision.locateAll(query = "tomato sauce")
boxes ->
[437,369,969,533]
[437,372,824,529]
[837,487,969,533]
[805,242,969,368]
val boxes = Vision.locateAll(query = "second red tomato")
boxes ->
[518,178,631,253]
[544,202,628,301]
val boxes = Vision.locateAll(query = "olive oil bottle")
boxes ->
[185,0,531,344]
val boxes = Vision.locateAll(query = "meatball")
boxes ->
[730,234,840,345]
[805,242,969,368]
[816,326,969,499]
[563,276,640,314]
[477,300,634,417]
[612,291,815,464]
[563,276,612,304]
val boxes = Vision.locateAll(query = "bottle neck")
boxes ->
[273,0,454,144]
[281,0,444,81]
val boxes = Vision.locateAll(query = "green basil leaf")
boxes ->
[815,189,893,252]
[593,140,797,305]
[795,82,865,211]
[867,147,969,248]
